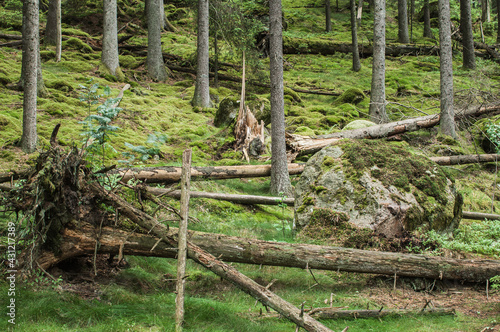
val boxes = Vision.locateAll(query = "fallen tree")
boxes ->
[287,102,500,157]
[146,187,295,206]
[308,307,455,319]
[114,163,304,184]
[34,220,500,282]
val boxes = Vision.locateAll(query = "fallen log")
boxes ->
[462,211,500,221]
[115,163,304,184]
[167,65,340,97]
[36,221,500,282]
[146,187,295,206]
[430,154,500,166]
[88,183,333,332]
[288,102,500,157]
[308,307,455,319]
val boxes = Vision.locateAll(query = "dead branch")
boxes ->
[308,307,455,319]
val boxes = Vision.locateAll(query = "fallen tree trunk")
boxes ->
[115,163,304,184]
[88,183,333,332]
[288,103,500,157]
[308,307,455,319]
[146,187,295,206]
[36,221,500,282]
[462,211,500,221]
[430,154,500,165]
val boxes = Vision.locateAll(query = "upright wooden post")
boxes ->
[175,149,192,332]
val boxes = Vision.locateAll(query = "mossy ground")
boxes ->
[1,0,500,331]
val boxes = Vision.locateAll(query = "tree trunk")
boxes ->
[115,163,305,184]
[286,102,500,156]
[146,0,168,81]
[462,211,500,221]
[369,0,388,124]
[147,187,295,205]
[175,150,192,331]
[460,0,476,70]
[398,0,410,43]
[45,0,61,62]
[325,0,332,32]
[482,0,491,22]
[423,0,433,38]
[20,0,39,153]
[36,221,500,282]
[88,183,333,332]
[192,0,211,108]
[438,0,456,139]
[430,153,500,165]
[102,0,121,78]
[497,0,500,43]
[309,308,455,319]
[350,0,361,72]
[269,0,292,196]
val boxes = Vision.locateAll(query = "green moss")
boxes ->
[296,195,315,213]
[283,87,302,103]
[294,126,315,136]
[333,88,365,105]
[63,37,94,53]
[322,155,337,168]
[45,79,75,92]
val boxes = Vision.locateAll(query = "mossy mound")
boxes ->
[342,120,376,130]
[333,88,366,106]
[295,139,462,238]
[214,98,239,128]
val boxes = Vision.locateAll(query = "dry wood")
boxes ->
[287,103,500,157]
[308,307,455,319]
[35,221,500,282]
[430,154,500,165]
[146,187,295,206]
[115,163,305,184]
[88,182,333,332]
[462,211,500,221]
[175,150,192,331]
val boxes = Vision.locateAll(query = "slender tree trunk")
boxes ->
[21,0,39,153]
[423,0,433,38]
[438,0,457,139]
[45,0,61,62]
[398,0,410,43]
[102,0,121,78]
[410,0,415,42]
[351,0,361,71]
[192,0,211,108]
[497,0,500,43]
[482,0,491,22]
[214,30,219,88]
[146,0,168,81]
[269,0,292,196]
[460,0,476,69]
[369,0,388,124]
[325,0,332,32]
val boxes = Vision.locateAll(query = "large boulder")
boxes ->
[294,139,462,238]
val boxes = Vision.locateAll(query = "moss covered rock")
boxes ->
[214,98,239,127]
[333,88,365,106]
[294,139,462,238]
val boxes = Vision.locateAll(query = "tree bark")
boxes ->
[398,0,410,43]
[369,0,388,124]
[438,0,456,139]
[146,187,295,206]
[88,182,333,332]
[325,0,332,32]
[482,0,491,22]
[423,0,433,38]
[175,150,191,332]
[460,0,476,70]
[308,307,455,319]
[102,0,121,78]
[36,221,500,282]
[192,0,211,108]
[115,163,305,184]
[350,0,361,72]
[497,0,500,43]
[20,0,39,153]
[462,211,500,221]
[430,153,500,165]
[269,0,292,196]
[146,0,168,81]
[286,102,500,156]
[45,0,61,62]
